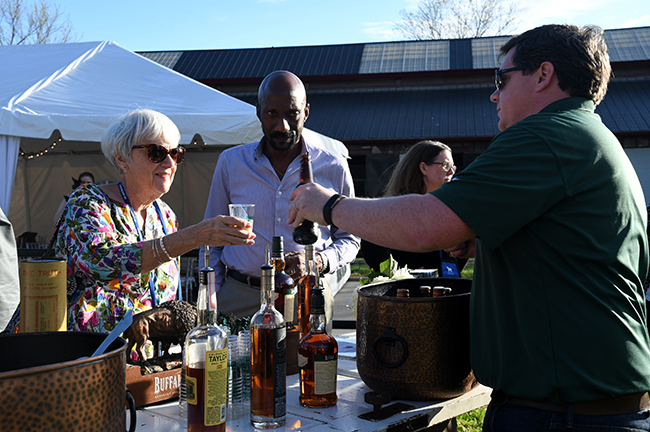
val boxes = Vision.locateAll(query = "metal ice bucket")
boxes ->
[0,331,136,432]
[356,277,478,400]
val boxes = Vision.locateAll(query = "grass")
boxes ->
[350,258,486,431]
[458,259,486,431]
[461,259,474,278]
[350,258,475,279]
[350,259,372,278]
[457,406,486,431]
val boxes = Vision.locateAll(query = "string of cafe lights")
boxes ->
[20,136,206,159]
[20,137,62,160]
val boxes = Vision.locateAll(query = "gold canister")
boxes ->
[19,259,67,332]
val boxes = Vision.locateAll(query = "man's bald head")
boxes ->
[258,70,307,107]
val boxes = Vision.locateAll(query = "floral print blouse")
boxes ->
[55,183,180,334]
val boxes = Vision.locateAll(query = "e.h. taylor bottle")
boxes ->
[185,246,229,432]
[298,287,338,408]
[250,264,287,428]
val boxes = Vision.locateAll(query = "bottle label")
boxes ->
[205,348,228,426]
[273,327,287,418]
[284,292,295,325]
[186,371,198,405]
[314,354,337,395]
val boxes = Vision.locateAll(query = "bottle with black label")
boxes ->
[298,287,338,408]
[185,246,229,432]
[250,264,287,428]
[292,152,318,245]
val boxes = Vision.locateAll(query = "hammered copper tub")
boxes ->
[356,277,478,400]
[0,331,136,432]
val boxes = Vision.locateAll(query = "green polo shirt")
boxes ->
[434,97,650,403]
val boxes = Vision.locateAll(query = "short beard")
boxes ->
[268,131,299,152]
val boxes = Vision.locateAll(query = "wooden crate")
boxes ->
[126,364,181,407]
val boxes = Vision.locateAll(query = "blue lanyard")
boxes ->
[118,182,182,305]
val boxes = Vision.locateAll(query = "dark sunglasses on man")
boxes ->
[132,143,186,164]
[494,66,526,91]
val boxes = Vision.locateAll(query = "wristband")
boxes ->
[323,194,345,229]
[152,239,164,265]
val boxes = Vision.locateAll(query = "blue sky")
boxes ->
[61,0,650,52]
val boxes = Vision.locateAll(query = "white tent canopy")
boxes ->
[0,41,348,241]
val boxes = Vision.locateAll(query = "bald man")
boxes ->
[202,70,359,321]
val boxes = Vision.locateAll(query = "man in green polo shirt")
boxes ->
[289,24,650,429]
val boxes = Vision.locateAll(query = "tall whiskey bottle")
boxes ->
[185,246,229,432]
[271,236,296,327]
[292,152,318,245]
[250,264,287,429]
[297,245,318,339]
[298,287,338,408]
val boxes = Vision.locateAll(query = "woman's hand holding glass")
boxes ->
[228,204,255,242]
[202,214,256,247]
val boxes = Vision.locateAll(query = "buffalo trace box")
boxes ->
[126,364,181,407]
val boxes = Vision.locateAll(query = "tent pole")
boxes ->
[22,158,31,232]
[178,161,185,228]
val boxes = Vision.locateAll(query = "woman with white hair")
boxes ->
[53,109,255,342]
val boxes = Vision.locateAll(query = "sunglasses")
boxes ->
[494,66,526,91]
[132,144,185,164]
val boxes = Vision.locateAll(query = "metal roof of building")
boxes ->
[598,78,650,133]
[157,44,365,80]
[139,27,650,78]
[303,85,499,141]
[230,78,650,142]
[137,27,650,141]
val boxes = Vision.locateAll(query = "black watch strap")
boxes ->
[323,194,345,229]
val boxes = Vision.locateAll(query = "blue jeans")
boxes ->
[483,400,650,431]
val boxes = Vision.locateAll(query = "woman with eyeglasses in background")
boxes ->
[52,171,95,226]
[52,109,255,353]
[361,140,467,277]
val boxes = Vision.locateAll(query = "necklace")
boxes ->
[272,164,286,179]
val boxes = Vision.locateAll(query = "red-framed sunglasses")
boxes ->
[132,144,185,164]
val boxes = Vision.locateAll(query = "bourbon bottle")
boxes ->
[297,245,318,339]
[271,236,296,327]
[298,287,338,408]
[396,288,410,298]
[185,246,229,432]
[433,286,452,297]
[250,264,287,429]
[292,152,318,245]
